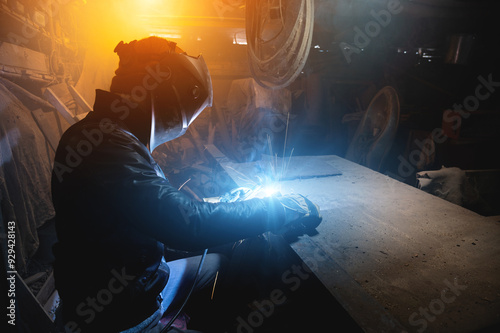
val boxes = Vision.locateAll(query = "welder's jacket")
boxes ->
[51,90,285,332]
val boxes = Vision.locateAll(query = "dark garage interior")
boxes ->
[1,1,500,332]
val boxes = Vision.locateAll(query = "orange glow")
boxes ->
[79,1,207,49]
[79,1,244,53]
[80,1,149,52]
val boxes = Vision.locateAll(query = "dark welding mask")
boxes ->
[149,52,213,150]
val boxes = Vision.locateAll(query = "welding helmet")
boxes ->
[110,37,213,150]
[149,51,213,150]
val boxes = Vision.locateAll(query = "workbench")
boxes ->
[207,145,500,333]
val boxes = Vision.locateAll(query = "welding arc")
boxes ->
[160,248,208,333]
[246,0,314,89]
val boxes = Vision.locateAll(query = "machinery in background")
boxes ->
[0,0,85,87]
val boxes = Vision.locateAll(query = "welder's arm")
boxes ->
[102,147,283,251]
[99,132,319,251]
[131,180,322,251]
[140,179,287,251]
[119,167,325,251]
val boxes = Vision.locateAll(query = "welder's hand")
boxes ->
[275,194,322,233]
[203,187,254,203]
[216,185,281,203]
[219,187,253,203]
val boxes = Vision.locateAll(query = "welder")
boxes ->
[51,36,321,333]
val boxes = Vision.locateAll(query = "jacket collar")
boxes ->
[92,89,151,147]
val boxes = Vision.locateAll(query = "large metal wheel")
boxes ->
[345,86,400,172]
[246,0,314,90]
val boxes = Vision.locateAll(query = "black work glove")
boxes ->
[275,193,322,234]
[213,187,322,233]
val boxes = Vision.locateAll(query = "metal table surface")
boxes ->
[207,146,500,333]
